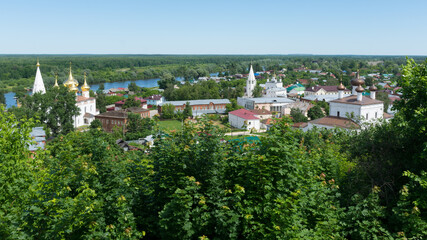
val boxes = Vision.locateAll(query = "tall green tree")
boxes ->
[183,101,192,119]
[0,105,35,239]
[161,103,176,119]
[19,85,79,136]
[307,105,325,120]
[290,108,308,122]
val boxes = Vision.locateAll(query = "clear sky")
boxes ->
[1,0,426,55]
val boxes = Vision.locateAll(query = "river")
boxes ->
[5,73,219,108]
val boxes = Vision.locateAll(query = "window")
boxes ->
[375,112,378,118]
[337,111,340,117]
[84,119,88,124]
[366,113,368,119]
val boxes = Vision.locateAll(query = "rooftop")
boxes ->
[76,96,95,102]
[310,116,360,129]
[330,95,383,106]
[244,97,294,104]
[229,109,259,120]
[305,85,350,92]
[250,109,272,115]
[302,94,351,102]
[96,111,128,119]
[159,99,230,106]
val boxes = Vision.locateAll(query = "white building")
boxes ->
[263,74,287,97]
[144,94,165,106]
[308,76,388,131]
[228,108,261,130]
[68,72,99,128]
[159,99,230,116]
[245,65,257,97]
[32,60,46,95]
[304,85,351,96]
[31,61,99,129]
[237,97,294,113]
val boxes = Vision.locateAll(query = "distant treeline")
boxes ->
[1,54,425,92]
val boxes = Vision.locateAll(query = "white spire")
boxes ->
[246,65,256,97]
[32,59,46,95]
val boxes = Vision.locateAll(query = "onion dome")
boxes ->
[369,85,378,91]
[351,70,365,86]
[356,85,365,93]
[69,83,79,93]
[81,72,90,92]
[53,74,59,88]
[64,62,79,89]
[337,82,346,90]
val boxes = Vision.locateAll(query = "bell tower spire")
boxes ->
[32,58,46,95]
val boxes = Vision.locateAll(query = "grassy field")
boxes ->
[158,120,182,132]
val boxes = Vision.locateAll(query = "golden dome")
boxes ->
[53,74,59,88]
[69,83,79,93]
[81,72,90,92]
[351,70,365,86]
[369,85,378,91]
[356,85,365,93]
[64,62,79,88]
[337,82,346,90]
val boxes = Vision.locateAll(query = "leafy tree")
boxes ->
[158,73,177,89]
[122,98,141,109]
[128,82,139,92]
[0,90,5,105]
[19,85,79,136]
[24,130,142,239]
[290,108,308,122]
[307,105,325,120]
[376,91,390,112]
[126,113,154,140]
[99,82,105,91]
[90,119,102,129]
[0,105,35,239]
[96,91,107,113]
[252,85,263,97]
[183,101,192,119]
[161,103,175,119]
[225,99,243,113]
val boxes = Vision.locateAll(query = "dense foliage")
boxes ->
[0,58,426,239]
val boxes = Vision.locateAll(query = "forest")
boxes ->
[0,54,426,95]
[0,59,426,239]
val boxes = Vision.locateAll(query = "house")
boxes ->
[249,109,273,120]
[282,101,314,117]
[309,75,387,131]
[158,99,231,116]
[304,85,351,96]
[95,111,128,133]
[115,97,147,111]
[228,109,261,130]
[306,116,360,131]
[237,97,294,113]
[263,75,287,97]
[96,107,155,133]
[75,95,99,127]
[286,83,305,95]
[298,79,311,85]
[301,94,351,103]
[29,127,46,152]
[144,94,165,106]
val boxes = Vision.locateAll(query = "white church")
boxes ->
[245,65,257,97]
[307,71,390,131]
[263,74,287,98]
[32,61,99,128]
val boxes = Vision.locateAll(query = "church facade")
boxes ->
[32,61,99,128]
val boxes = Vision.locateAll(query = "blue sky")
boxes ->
[0,0,426,55]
